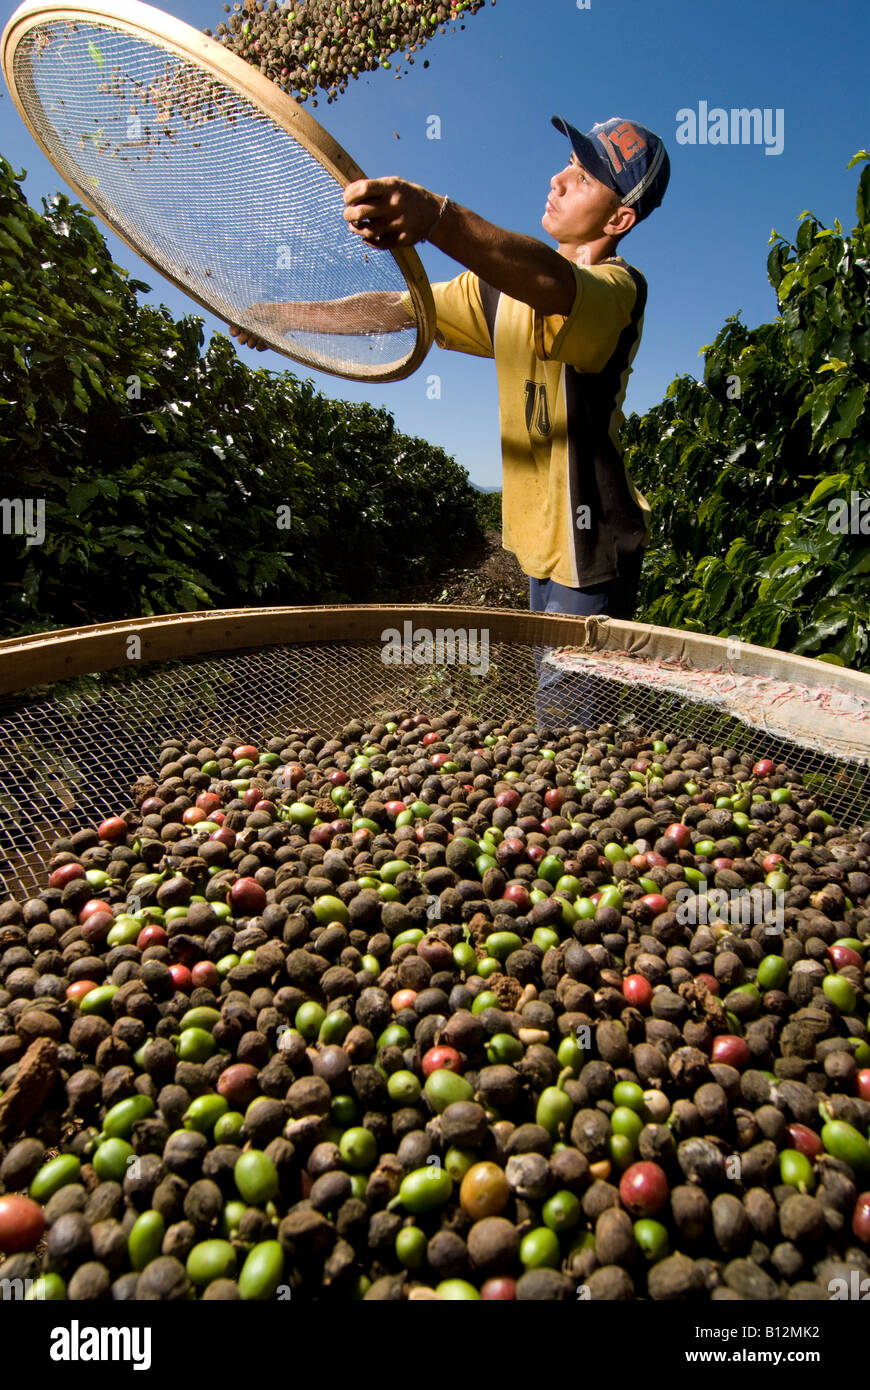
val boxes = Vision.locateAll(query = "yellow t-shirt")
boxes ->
[406,259,651,588]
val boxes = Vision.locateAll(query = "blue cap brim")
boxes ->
[551,115,620,194]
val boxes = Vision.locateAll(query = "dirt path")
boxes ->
[399,529,527,611]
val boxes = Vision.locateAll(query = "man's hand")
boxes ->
[228,290,413,350]
[343,177,442,249]
[344,180,577,316]
[228,323,268,350]
[229,301,292,351]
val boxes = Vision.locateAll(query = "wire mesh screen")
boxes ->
[9,16,423,379]
[545,643,870,764]
[1,633,869,898]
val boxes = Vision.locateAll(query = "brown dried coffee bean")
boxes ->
[595,1020,631,1066]
[0,1136,45,1189]
[45,1211,91,1272]
[183,1178,223,1230]
[723,1258,779,1300]
[425,1229,467,1278]
[466,1215,518,1273]
[137,1255,192,1300]
[202,1278,242,1300]
[594,1208,635,1267]
[677,1137,725,1185]
[90,1219,128,1273]
[69,1016,111,1055]
[570,1108,610,1160]
[548,1146,590,1191]
[670,1185,710,1240]
[693,1081,729,1129]
[441,1101,489,1147]
[771,1241,804,1279]
[243,1098,288,1146]
[669,1099,702,1138]
[711,1193,750,1253]
[647,1252,706,1300]
[66,1261,111,1300]
[581,1180,621,1221]
[515,1268,576,1300]
[632,1042,668,1084]
[637,1122,676,1164]
[778,1194,826,1245]
[741,1186,779,1241]
[44,1184,88,1224]
[585,1264,634,1299]
[286,1076,332,1118]
[278,1207,335,1261]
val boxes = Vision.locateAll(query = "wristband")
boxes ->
[423,194,450,242]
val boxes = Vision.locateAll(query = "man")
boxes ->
[231,114,669,728]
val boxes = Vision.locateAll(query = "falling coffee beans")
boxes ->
[206,0,497,106]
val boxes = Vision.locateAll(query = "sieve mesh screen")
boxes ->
[544,645,870,763]
[9,15,424,379]
[1,628,869,898]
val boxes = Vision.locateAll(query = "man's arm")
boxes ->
[229,290,412,350]
[230,177,576,351]
[342,178,578,317]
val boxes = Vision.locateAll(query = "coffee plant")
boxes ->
[625,153,870,669]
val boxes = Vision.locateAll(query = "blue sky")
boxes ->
[2,0,868,487]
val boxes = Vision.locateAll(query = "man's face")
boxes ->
[542,151,623,246]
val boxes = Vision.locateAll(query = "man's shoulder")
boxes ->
[587,254,645,280]
[431,270,481,291]
[429,270,485,309]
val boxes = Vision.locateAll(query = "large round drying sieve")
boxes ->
[1,0,436,381]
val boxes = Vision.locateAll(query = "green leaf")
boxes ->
[858,164,870,226]
[808,378,841,439]
[766,241,788,289]
[82,362,104,394]
[3,215,36,249]
[777,268,796,300]
[87,40,104,67]
[68,481,101,515]
[723,537,756,573]
[807,473,851,506]
[760,549,814,578]
[827,383,867,443]
[793,607,851,649]
[828,549,870,596]
[704,567,732,619]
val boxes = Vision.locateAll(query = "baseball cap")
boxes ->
[551,115,670,223]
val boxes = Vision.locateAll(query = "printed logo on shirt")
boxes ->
[524,380,551,437]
